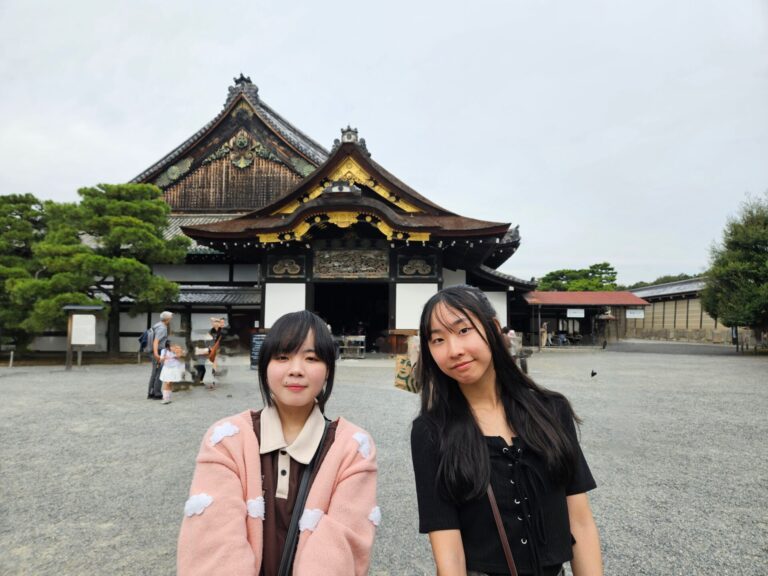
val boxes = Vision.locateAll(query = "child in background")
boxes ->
[159,340,185,404]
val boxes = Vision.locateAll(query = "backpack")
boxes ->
[138,326,155,355]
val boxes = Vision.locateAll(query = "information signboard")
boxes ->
[250,334,266,370]
[71,314,97,345]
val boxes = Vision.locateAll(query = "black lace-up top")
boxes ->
[411,398,596,576]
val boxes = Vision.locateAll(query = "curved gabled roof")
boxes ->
[181,194,509,239]
[130,76,328,185]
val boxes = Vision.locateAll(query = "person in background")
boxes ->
[147,311,173,400]
[191,339,209,386]
[207,317,226,388]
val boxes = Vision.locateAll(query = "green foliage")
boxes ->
[0,194,47,346]
[2,184,189,350]
[701,192,768,330]
[537,262,618,291]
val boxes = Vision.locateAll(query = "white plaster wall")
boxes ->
[153,264,229,282]
[29,336,68,352]
[443,268,466,287]
[120,336,141,353]
[30,316,108,352]
[265,283,306,328]
[120,312,147,332]
[233,265,261,282]
[396,284,438,329]
[485,291,508,324]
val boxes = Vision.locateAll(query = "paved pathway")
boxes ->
[0,350,765,575]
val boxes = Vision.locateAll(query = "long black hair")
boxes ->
[258,310,336,412]
[417,285,580,503]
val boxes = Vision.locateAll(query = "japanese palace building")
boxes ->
[118,75,535,352]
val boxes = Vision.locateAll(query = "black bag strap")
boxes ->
[277,418,330,576]
[488,483,519,576]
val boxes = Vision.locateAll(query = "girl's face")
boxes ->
[427,303,496,389]
[266,330,328,411]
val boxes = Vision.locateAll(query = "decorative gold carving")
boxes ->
[402,258,433,275]
[258,232,282,243]
[234,101,255,117]
[327,211,360,229]
[256,210,430,244]
[272,259,301,275]
[155,157,194,188]
[290,157,315,177]
[375,220,395,239]
[202,143,231,165]
[314,250,389,279]
[293,221,312,239]
[272,155,421,214]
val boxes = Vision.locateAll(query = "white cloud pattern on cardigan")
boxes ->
[352,432,371,458]
[210,421,240,446]
[299,508,324,532]
[185,493,213,516]
[247,497,265,519]
[368,506,382,526]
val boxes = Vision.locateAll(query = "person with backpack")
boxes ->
[147,311,174,400]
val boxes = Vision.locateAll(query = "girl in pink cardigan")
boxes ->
[178,311,379,576]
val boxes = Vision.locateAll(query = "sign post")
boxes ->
[63,305,104,370]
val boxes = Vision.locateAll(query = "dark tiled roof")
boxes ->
[475,264,537,289]
[178,286,262,305]
[630,278,706,299]
[131,78,328,185]
[166,214,241,254]
[180,195,510,238]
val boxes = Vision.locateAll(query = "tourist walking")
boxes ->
[411,285,602,576]
[207,317,226,388]
[178,310,379,575]
[147,311,173,400]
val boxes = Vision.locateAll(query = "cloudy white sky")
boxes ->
[1,0,766,285]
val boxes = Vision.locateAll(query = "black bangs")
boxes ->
[258,310,336,412]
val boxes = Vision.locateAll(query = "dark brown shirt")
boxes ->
[251,409,338,576]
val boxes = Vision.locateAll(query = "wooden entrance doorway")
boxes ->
[313,282,389,351]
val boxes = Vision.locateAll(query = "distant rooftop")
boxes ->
[630,278,706,299]
[524,291,648,306]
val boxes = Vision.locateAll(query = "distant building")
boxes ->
[628,278,741,344]
[522,291,649,346]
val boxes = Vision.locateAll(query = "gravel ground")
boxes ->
[0,349,765,575]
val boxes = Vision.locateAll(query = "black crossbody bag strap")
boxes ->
[488,484,519,576]
[277,418,330,576]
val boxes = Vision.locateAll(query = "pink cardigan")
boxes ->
[177,410,379,576]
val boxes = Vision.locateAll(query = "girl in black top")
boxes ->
[410,286,602,576]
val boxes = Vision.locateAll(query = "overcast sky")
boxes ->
[1,0,766,285]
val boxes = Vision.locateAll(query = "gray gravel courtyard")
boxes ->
[1,347,765,575]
